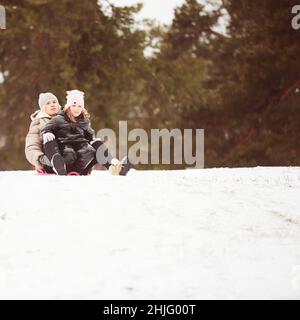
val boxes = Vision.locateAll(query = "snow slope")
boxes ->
[0,167,300,300]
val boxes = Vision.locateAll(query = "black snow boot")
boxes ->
[51,153,67,175]
[119,156,133,176]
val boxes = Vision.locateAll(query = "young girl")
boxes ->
[41,90,96,175]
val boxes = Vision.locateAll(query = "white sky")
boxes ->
[109,0,186,25]
[108,0,227,33]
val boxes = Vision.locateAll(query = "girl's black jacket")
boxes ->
[41,111,94,145]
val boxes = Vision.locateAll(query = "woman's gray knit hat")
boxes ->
[38,92,59,109]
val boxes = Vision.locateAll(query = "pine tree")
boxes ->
[0,0,146,169]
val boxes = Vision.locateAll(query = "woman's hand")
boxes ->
[39,154,52,167]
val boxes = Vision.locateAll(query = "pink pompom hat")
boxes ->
[64,89,85,110]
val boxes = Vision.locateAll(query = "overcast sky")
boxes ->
[108,0,226,31]
[109,0,186,25]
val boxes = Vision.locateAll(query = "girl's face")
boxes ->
[70,104,83,117]
[44,99,59,116]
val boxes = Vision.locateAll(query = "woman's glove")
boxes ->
[39,154,51,167]
[42,132,55,144]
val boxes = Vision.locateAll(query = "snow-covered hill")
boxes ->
[0,167,299,299]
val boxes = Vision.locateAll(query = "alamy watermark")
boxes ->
[95,121,204,168]
[0,5,6,29]
[291,5,300,30]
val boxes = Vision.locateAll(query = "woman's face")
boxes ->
[44,99,59,116]
[70,104,83,117]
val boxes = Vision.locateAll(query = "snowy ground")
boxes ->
[0,167,300,300]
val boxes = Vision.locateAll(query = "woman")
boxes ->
[25,92,61,172]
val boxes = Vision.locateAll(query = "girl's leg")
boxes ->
[80,139,114,175]
[89,140,132,176]
[73,144,96,175]
[43,140,67,175]
[43,139,60,160]
[80,140,110,175]
[61,145,77,173]
[90,139,113,170]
